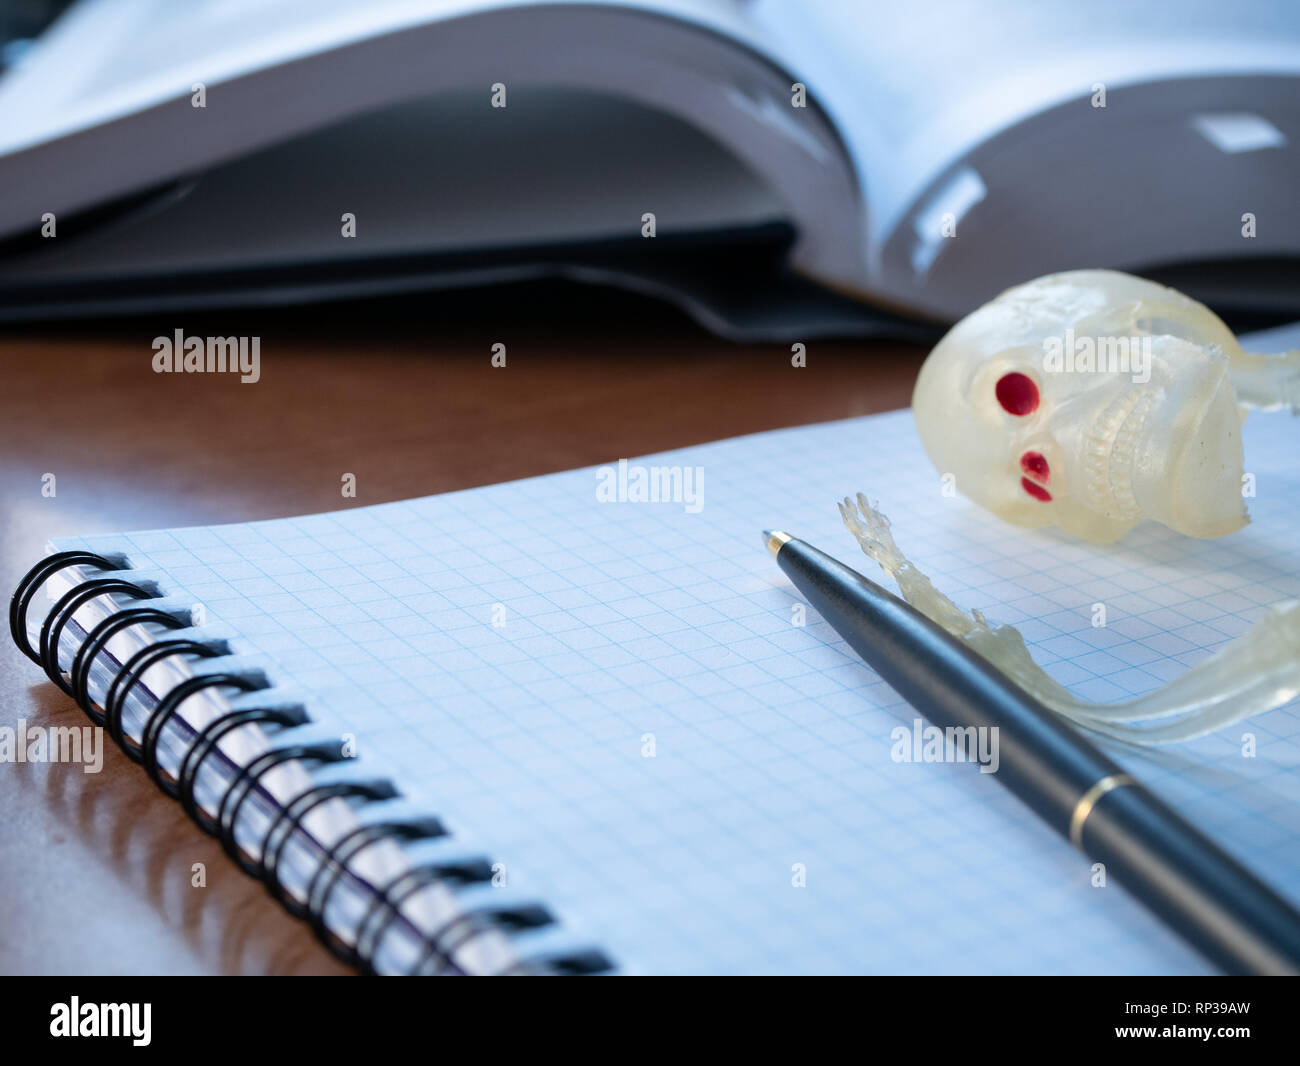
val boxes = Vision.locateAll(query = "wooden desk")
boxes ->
[0,283,925,974]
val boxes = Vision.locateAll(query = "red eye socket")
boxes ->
[996,372,1039,415]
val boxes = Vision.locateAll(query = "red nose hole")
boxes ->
[1021,477,1052,502]
[1020,451,1050,482]
[996,372,1039,415]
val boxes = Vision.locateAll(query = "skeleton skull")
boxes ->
[913,270,1299,542]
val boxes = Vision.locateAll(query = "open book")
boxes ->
[12,322,1300,974]
[1,0,1298,334]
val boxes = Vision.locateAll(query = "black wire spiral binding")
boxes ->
[215,742,352,866]
[71,607,190,721]
[355,863,469,974]
[410,903,556,976]
[306,818,450,967]
[104,639,226,756]
[41,578,153,694]
[177,705,309,824]
[260,779,401,908]
[9,550,122,662]
[355,857,497,975]
[10,549,616,976]
[140,672,268,793]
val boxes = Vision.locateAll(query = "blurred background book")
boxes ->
[0,0,1296,339]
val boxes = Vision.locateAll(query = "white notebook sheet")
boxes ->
[47,340,1300,974]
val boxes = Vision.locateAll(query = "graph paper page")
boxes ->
[61,343,1300,973]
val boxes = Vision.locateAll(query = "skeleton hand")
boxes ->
[840,495,1300,745]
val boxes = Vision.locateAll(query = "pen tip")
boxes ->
[763,530,792,558]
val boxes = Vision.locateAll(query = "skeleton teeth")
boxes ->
[1082,387,1151,521]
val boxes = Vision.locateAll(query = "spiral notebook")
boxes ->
[12,335,1300,974]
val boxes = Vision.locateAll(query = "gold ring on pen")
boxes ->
[1069,773,1136,849]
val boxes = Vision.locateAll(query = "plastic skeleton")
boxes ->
[839,494,1300,744]
[912,270,1300,543]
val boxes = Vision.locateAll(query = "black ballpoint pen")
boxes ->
[765,529,1300,975]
